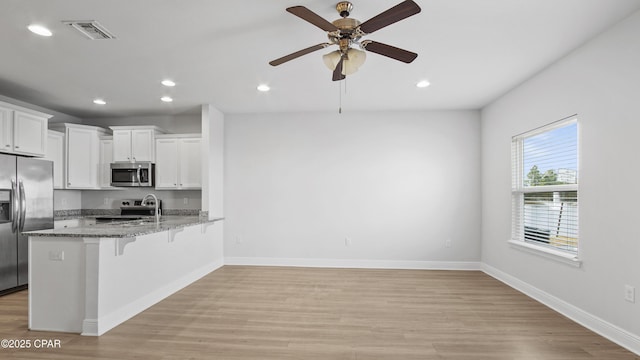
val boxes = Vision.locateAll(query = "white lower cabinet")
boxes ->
[155,137,201,189]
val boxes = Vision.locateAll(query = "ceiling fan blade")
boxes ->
[269,43,331,66]
[286,6,339,32]
[362,41,417,63]
[358,0,421,34]
[332,55,346,81]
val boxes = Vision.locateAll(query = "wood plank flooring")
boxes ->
[0,266,636,359]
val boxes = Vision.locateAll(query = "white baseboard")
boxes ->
[224,257,481,270]
[82,260,224,336]
[482,263,640,356]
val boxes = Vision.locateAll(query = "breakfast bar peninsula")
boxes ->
[24,215,224,336]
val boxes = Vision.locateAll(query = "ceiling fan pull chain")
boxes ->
[338,80,342,114]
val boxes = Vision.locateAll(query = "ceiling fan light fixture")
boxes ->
[322,48,366,75]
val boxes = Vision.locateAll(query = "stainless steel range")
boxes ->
[94,198,162,223]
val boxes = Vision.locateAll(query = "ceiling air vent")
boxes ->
[62,20,116,40]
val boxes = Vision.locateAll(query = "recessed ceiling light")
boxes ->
[93,99,106,105]
[416,80,431,88]
[257,84,270,92]
[161,79,176,87]
[28,24,52,37]
[161,96,173,103]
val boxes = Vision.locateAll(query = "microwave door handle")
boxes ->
[136,167,142,186]
[11,179,18,233]
[19,180,26,232]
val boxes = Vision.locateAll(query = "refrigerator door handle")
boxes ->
[18,180,26,232]
[11,179,19,233]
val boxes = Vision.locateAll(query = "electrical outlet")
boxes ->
[625,285,635,303]
[234,235,242,245]
[104,197,109,206]
[61,198,68,206]
[48,250,64,261]
[183,198,189,205]
[445,239,452,248]
[344,237,352,247]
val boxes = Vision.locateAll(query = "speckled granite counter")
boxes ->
[25,216,224,238]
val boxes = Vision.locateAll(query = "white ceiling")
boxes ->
[1,0,640,118]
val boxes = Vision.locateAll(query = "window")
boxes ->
[511,117,578,255]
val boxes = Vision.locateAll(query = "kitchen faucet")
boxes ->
[141,193,160,223]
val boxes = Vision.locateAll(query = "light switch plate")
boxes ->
[625,285,635,303]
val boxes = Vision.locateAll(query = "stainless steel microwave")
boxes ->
[110,162,155,187]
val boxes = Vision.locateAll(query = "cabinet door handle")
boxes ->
[5,144,10,147]
[14,145,19,148]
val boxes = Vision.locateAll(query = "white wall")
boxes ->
[224,110,481,267]
[201,105,224,218]
[53,190,82,210]
[481,9,640,348]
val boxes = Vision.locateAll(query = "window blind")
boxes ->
[511,118,579,254]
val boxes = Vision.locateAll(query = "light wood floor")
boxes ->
[0,266,636,359]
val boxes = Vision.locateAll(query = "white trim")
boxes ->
[482,263,640,356]
[224,257,481,270]
[508,239,582,267]
[512,115,578,140]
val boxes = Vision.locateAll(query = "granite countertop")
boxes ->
[25,216,224,238]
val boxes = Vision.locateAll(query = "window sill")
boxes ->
[508,240,582,268]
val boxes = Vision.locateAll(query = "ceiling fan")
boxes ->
[269,1,421,81]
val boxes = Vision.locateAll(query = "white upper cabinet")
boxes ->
[110,126,165,162]
[99,137,114,188]
[0,101,51,157]
[13,111,48,156]
[155,136,201,190]
[155,138,179,188]
[44,131,65,189]
[112,130,132,162]
[0,107,13,151]
[50,123,108,189]
[131,129,155,162]
[178,138,202,189]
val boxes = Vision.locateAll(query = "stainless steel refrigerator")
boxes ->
[0,153,53,294]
